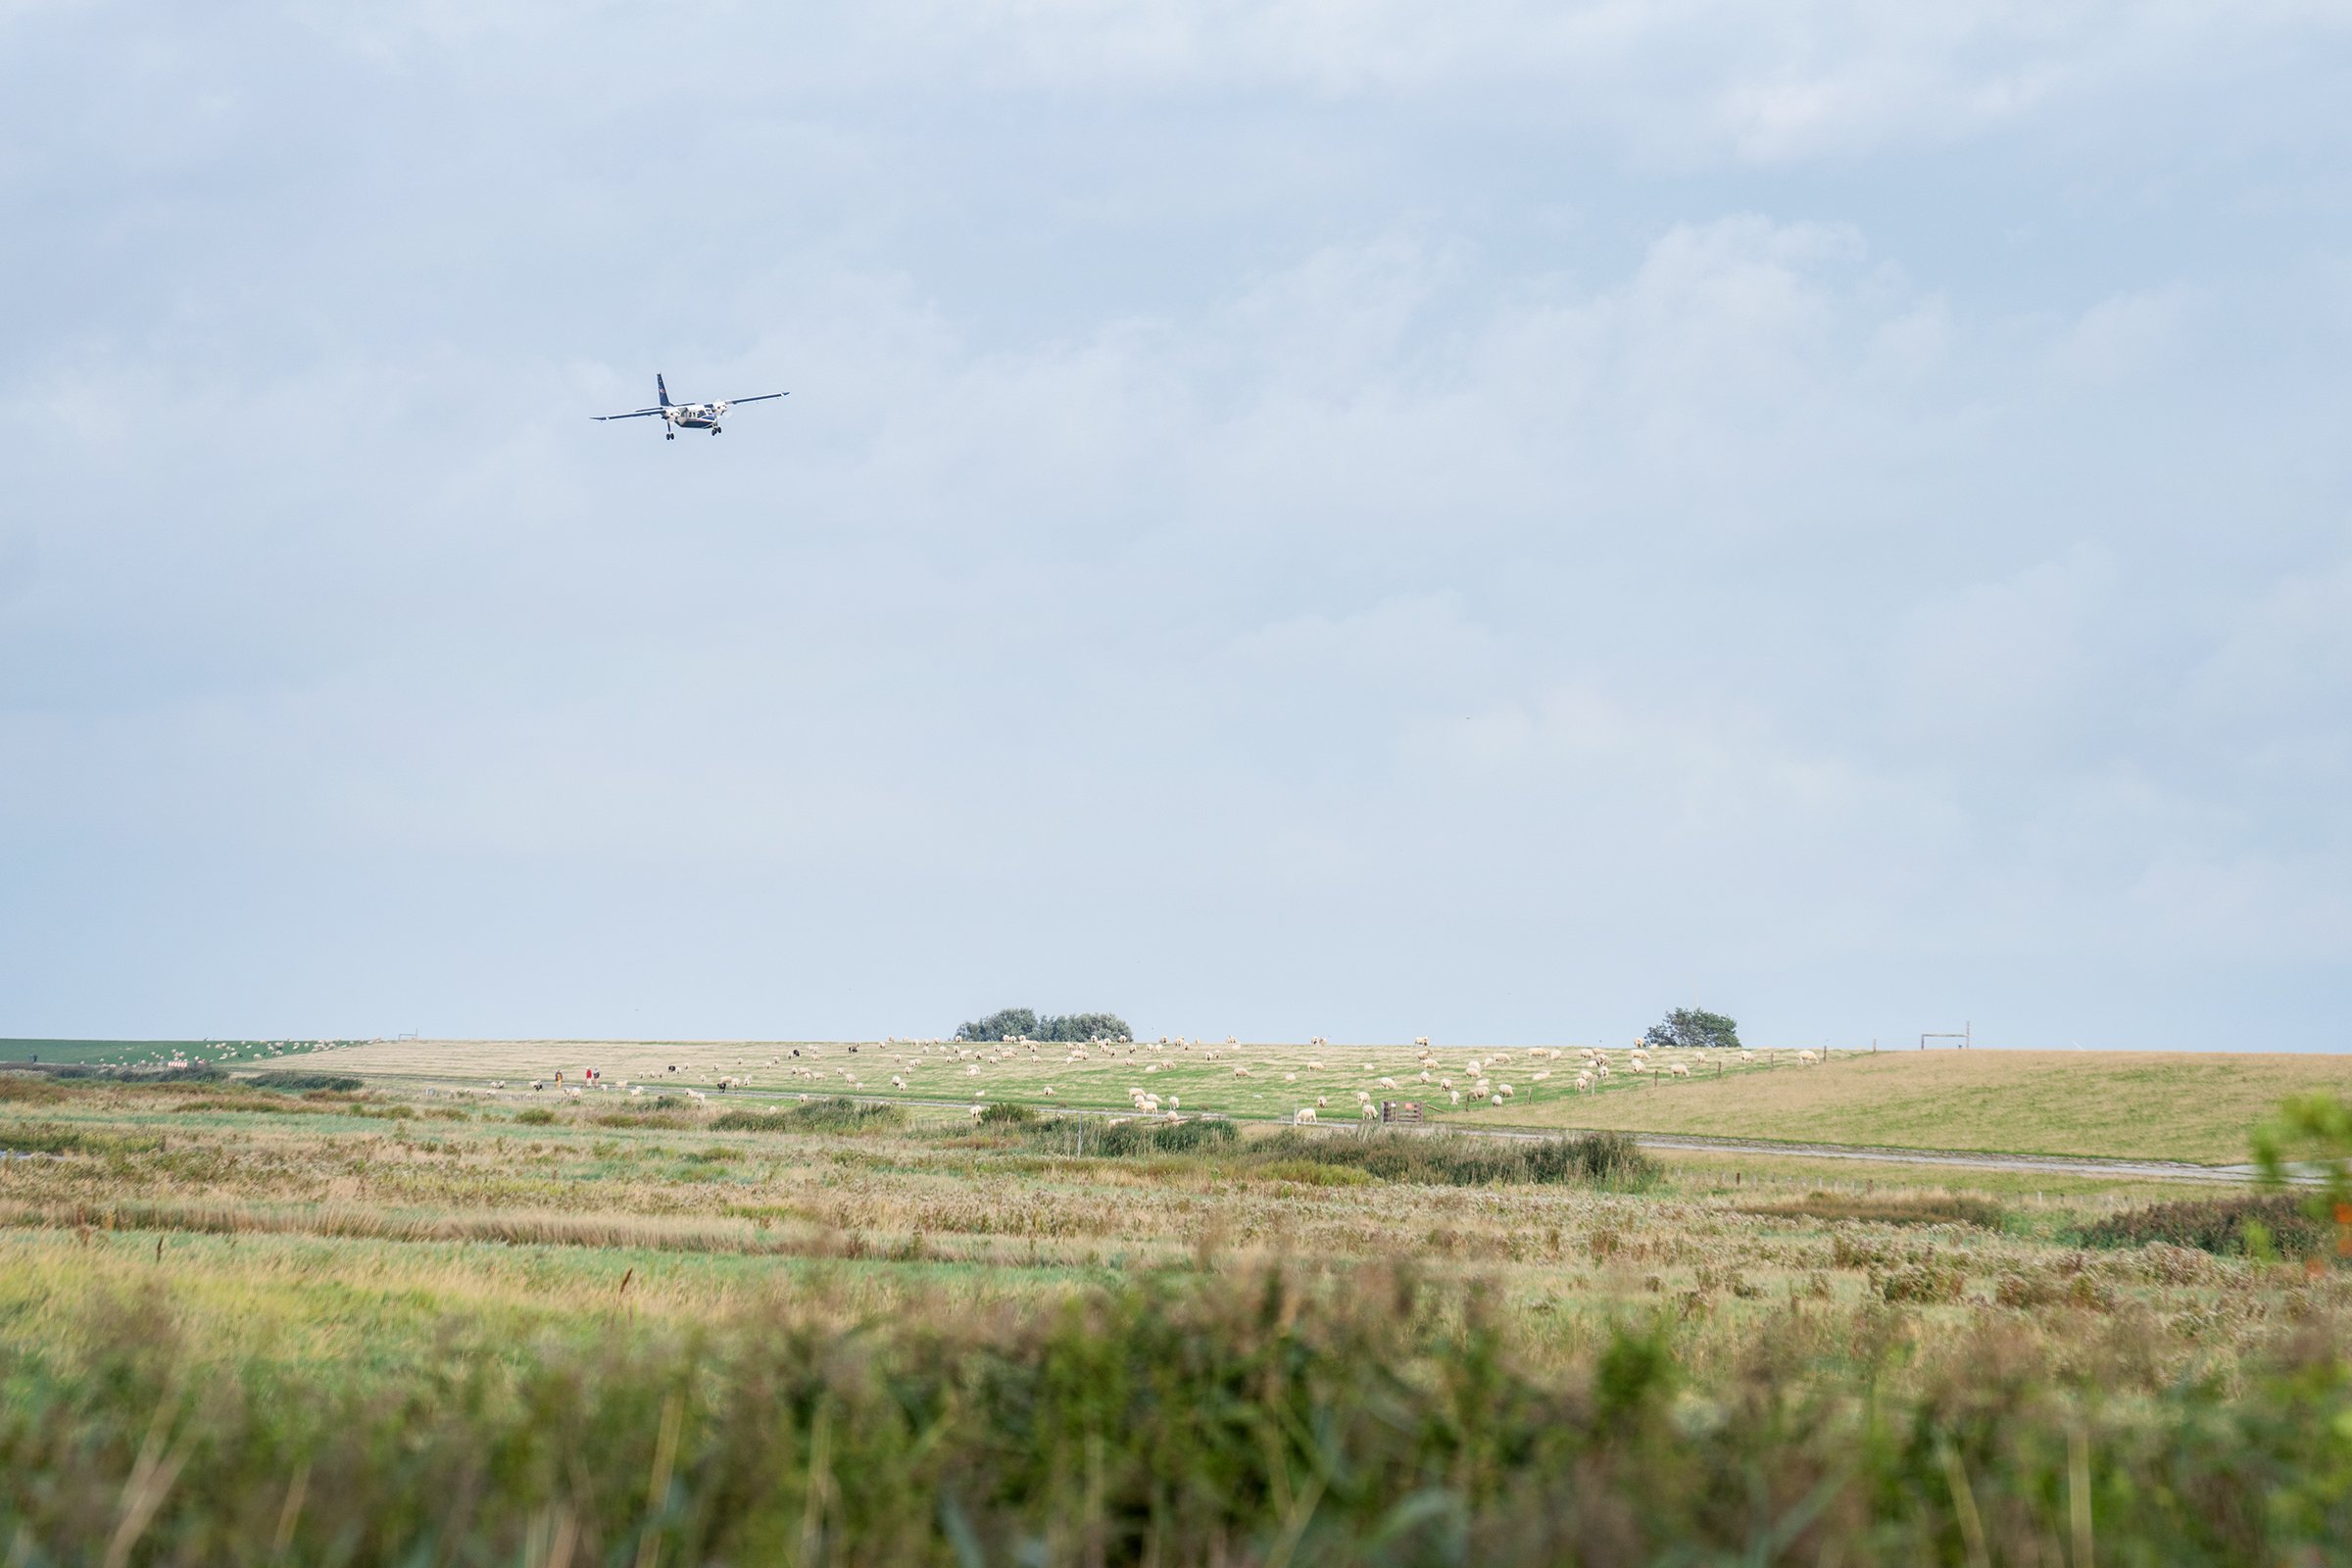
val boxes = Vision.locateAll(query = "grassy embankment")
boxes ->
[308,1036,2352,1163]
[3,1068,2349,1562]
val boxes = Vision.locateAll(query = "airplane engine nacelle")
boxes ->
[710,401,731,417]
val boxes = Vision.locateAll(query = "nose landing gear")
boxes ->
[664,430,675,440]
[710,425,721,435]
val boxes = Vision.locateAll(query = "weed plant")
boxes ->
[2076,1193,2329,1258]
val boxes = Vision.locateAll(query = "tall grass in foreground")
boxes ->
[0,1263,2344,1566]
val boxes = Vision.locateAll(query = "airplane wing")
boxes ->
[592,408,665,421]
[721,392,788,405]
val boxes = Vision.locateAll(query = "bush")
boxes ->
[57,1063,227,1084]
[711,1099,906,1136]
[1249,1130,1660,1189]
[976,1102,1035,1125]
[246,1070,365,1092]
[1742,1193,2007,1230]
[514,1108,557,1126]
[2076,1195,2329,1258]
[1022,1116,1240,1157]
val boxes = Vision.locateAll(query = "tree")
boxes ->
[956,1007,1039,1043]
[1642,1007,1741,1051]
[955,1007,1135,1044]
[1039,1012,1133,1043]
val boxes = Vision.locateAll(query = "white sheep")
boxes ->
[1414,1036,1431,1048]
[1379,1076,1397,1090]
[968,1104,985,1119]
[1796,1050,1819,1065]
[1491,1094,1502,1105]
[1448,1090,1462,1105]
[1668,1062,1690,1079]
[1574,1072,1592,1093]
[1294,1107,1318,1124]
[1284,1072,1298,1083]
[1497,1083,1514,1099]
[1043,1086,1056,1096]
[629,1085,645,1096]
[1316,1095,1329,1107]
[1305,1059,1324,1070]
[1166,1096,1179,1109]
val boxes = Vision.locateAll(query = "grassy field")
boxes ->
[0,1037,349,1068]
[3,1063,2348,1562]
[297,1036,2352,1164]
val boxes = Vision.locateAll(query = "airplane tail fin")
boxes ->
[657,374,673,408]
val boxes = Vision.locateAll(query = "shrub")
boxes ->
[1246,1130,1660,1189]
[0,1072,66,1103]
[711,1099,905,1136]
[246,1070,365,1092]
[1876,1259,1969,1303]
[976,1102,1035,1125]
[1742,1193,2007,1230]
[514,1108,557,1126]
[2076,1195,2329,1258]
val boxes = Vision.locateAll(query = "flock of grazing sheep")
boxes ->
[460,1033,1835,1133]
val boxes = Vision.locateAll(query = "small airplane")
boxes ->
[592,374,787,439]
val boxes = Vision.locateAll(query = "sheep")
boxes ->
[1294,1107,1318,1124]
[1316,1095,1329,1107]
[1574,1072,1592,1093]
[1440,1077,1453,1091]
[1491,1094,1503,1105]
[1305,1059,1324,1070]
[1414,1036,1430,1048]
[968,1104,985,1119]
[1668,1062,1690,1079]
[685,1089,708,1102]
[1449,1090,1462,1105]
[1285,1072,1298,1083]
[564,1086,582,1099]
[1531,1070,1549,1081]
[1497,1083,1514,1099]
[630,1085,645,1096]
[1418,1069,1433,1082]
[531,1080,544,1092]
[1043,1086,1056,1096]
[1797,1050,1819,1065]
[489,1079,506,1089]
[1740,1050,1756,1063]
[1359,1102,1380,1120]
[1379,1076,1397,1090]
[892,1075,906,1088]
[1165,1096,1179,1109]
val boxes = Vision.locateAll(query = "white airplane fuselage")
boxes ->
[665,402,730,434]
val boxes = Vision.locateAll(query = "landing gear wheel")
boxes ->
[711,425,721,435]
[664,431,675,440]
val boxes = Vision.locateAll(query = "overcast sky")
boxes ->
[3,3,2348,1048]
